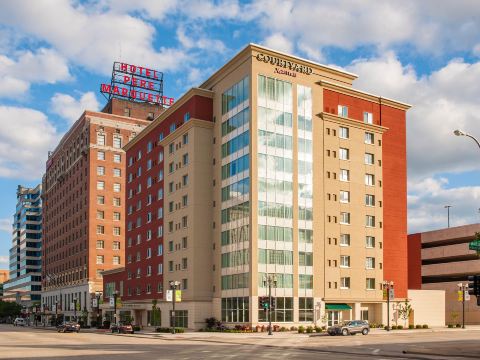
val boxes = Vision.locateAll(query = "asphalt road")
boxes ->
[1,325,479,360]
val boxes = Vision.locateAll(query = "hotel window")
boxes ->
[158,151,164,163]
[96,210,104,220]
[366,215,375,227]
[182,237,188,249]
[147,212,152,223]
[339,190,350,203]
[147,159,152,170]
[183,133,189,144]
[366,278,376,290]
[146,248,152,258]
[157,189,163,200]
[363,111,373,124]
[96,255,104,264]
[365,174,374,186]
[113,227,121,236]
[168,261,173,272]
[184,112,190,122]
[168,182,174,193]
[147,141,153,153]
[182,174,189,186]
[366,236,375,248]
[339,126,349,139]
[338,105,348,118]
[365,132,374,144]
[127,255,132,264]
[113,183,121,192]
[113,136,122,149]
[97,181,105,190]
[157,244,163,256]
[340,277,350,289]
[157,283,163,293]
[113,241,120,250]
[157,226,163,237]
[158,264,163,275]
[340,255,350,268]
[97,151,105,160]
[113,212,120,221]
[128,173,133,183]
[97,133,105,146]
[96,240,104,249]
[182,258,188,270]
[157,207,163,219]
[182,195,188,207]
[169,162,174,173]
[366,257,375,269]
[146,266,152,278]
[136,251,141,261]
[182,279,188,290]
[147,177,152,188]
[365,153,374,165]
[299,297,314,322]
[169,143,174,154]
[137,166,142,176]
[158,169,163,181]
[340,234,350,246]
[183,153,189,165]
[339,148,349,160]
[113,168,121,177]
[365,194,375,206]
[170,123,176,133]
[113,153,121,163]
[128,156,133,166]
[96,225,104,234]
[299,252,313,266]
[168,222,173,232]
[136,269,141,278]
[97,196,105,205]
[339,169,350,182]
[113,256,121,265]
[182,216,188,228]
[168,241,174,252]
[340,212,350,225]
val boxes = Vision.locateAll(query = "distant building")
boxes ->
[0,270,9,298]
[408,224,480,325]
[3,185,42,307]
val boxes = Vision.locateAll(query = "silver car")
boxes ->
[327,320,370,336]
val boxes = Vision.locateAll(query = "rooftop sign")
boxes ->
[100,62,174,106]
[255,53,313,76]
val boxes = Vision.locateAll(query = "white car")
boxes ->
[13,318,26,326]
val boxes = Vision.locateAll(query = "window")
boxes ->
[158,169,163,181]
[147,159,152,170]
[365,153,374,165]
[184,112,190,122]
[158,264,163,274]
[366,278,376,290]
[146,248,152,258]
[340,234,350,246]
[170,310,188,328]
[147,141,153,153]
[182,258,188,270]
[339,148,349,160]
[182,278,188,290]
[157,189,163,200]
[182,195,188,207]
[113,241,120,250]
[170,123,176,133]
[113,227,121,236]
[168,241,173,252]
[365,132,374,144]
[97,181,105,190]
[339,126,349,139]
[365,174,374,186]
[340,212,350,225]
[363,111,373,124]
[340,277,350,289]
[113,136,122,149]
[169,143,174,154]
[340,255,350,268]
[113,256,121,265]
[222,297,250,323]
[113,212,120,221]
[113,153,121,163]
[339,190,350,203]
[366,257,375,269]
[169,162,174,173]
[182,216,188,228]
[183,133,189,144]
[113,183,121,192]
[96,225,104,234]
[299,297,314,322]
[97,151,105,160]
[182,174,188,186]
[158,151,164,163]
[113,168,121,177]
[365,194,375,206]
[299,252,313,266]
[157,244,163,256]
[147,212,152,223]
[366,236,375,248]
[124,107,130,117]
[96,240,104,249]
[96,255,104,264]
[96,210,104,219]
[339,169,349,182]
[97,196,105,205]
[157,226,163,237]
[366,215,375,227]
[97,133,105,146]
[182,237,187,249]
[147,177,152,188]
[338,105,348,117]
[168,261,173,272]
[168,182,174,193]
[157,207,163,219]
[113,197,121,206]
[128,156,133,166]
[183,153,189,165]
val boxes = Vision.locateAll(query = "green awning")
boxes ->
[325,303,352,310]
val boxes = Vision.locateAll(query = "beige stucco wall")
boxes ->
[407,289,445,327]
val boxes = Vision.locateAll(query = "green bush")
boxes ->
[456,324,461,328]
[306,326,313,333]
[378,324,384,329]
[133,326,141,332]
[298,326,305,333]
[280,326,287,332]
[290,326,298,331]
[415,324,422,329]
[408,325,414,329]
[384,326,389,330]
[391,325,398,330]
[397,325,403,330]
[314,326,322,333]
[447,324,453,328]
[422,324,428,329]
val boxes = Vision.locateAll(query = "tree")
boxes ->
[0,301,22,318]
[397,300,413,327]
[151,299,160,327]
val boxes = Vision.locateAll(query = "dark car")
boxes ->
[327,320,370,336]
[110,322,134,334]
[57,321,80,333]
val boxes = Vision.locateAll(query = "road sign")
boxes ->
[465,291,471,301]
[109,297,115,307]
[92,298,98,308]
[166,290,182,302]
[52,304,56,312]
[70,302,74,310]
[389,288,395,300]
[458,290,463,302]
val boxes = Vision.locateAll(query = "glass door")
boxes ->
[327,311,341,326]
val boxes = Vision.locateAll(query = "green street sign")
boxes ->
[469,239,480,251]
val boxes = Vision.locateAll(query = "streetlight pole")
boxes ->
[454,129,480,150]
[55,300,58,326]
[170,281,180,334]
[458,283,467,328]
[113,290,119,326]
[445,205,452,228]
[96,293,101,328]
[73,296,77,322]
[263,275,277,336]
[383,281,394,331]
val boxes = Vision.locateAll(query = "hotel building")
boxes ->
[104,44,411,329]
[41,99,156,322]
[3,185,42,307]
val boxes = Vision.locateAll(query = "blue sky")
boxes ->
[1,0,480,268]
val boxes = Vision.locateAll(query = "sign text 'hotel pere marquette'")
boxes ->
[256,53,313,77]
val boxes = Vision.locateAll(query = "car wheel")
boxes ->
[131,331,134,334]
[362,328,369,335]
[342,329,349,336]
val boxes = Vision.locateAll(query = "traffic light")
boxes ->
[270,298,276,311]
[467,275,479,296]
[259,297,269,311]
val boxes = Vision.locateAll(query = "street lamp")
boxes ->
[453,129,480,149]
[457,283,468,329]
[444,205,452,228]
[170,281,180,334]
[95,292,101,328]
[54,300,58,326]
[383,281,394,331]
[113,290,119,326]
[73,296,78,322]
[263,275,277,336]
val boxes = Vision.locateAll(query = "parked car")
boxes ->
[57,321,80,333]
[13,318,26,326]
[110,322,134,334]
[327,320,370,336]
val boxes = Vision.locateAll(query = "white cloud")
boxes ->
[176,27,227,53]
[0,106,61,179]
[51,92,100,124]
[0,218,11,233]
[0,256,9,268]
[408,177,480,233]
[263,33,293,54]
